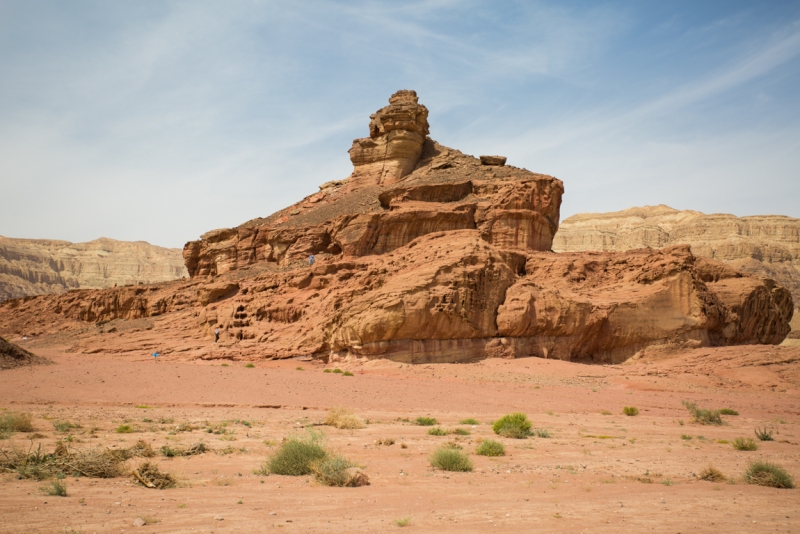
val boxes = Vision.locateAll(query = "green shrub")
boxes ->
[115,424,134,434]
[53,420,80,433]
[453,428,471,436]
[309,455,357,487]
[535,429,551,438]
[323,369,332,373]
[622,406,639,416]
[0,412,34,433]
[427,427,449,436]
[332,368,343,374]
[459,418,479,425]
[492,413,532,439]
[296,366,304,371]
[415,417,439,426]
[394,517,411,527]
[342,371,354,377]
[682,401,722,425]
[265,432,327,476]
[245,363,255,368]
[718,408,739,416]
[732,437,758,451]
[430,446,472,472]
[41,479,67,497]
[744,460,794,489]
[476,439,505,457]
[681,434,692,440]
[754,427,774,441]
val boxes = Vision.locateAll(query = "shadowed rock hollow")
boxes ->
[0,91,793,364]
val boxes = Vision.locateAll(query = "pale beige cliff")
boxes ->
[553,205,800,338]
[0,236,188,301]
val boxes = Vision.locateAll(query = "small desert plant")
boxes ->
[332,368,343,374]
[718,408,739,416]
[732,437,758,451]
[295,366,304,371]
[427,427,449,436]
[535,429,552,438]
[0,412,34,433]
[324,407,366,430]
[698,465,726,482]
[492,413,532,439]
[453,428,471,436]
[681,434,692,440]
[600,410,612,415]
[323,369,332,373]
[430,445,472,472]
[394,517,411,527]
[53,420,80,433]
[132,462,176,489]
[128,440,156,458]
[41,479,68,497]
[265,431,327,476]
[622,406,639,416]
[459,418,479,425]
[115,424,134,433]
[245,363,255,368]
[744,460,794,489]
[309,455,367,487]
[754,427,774,441]
[682,401,722,425]
[476,439,505,457]
[342,371,354,376]
[415,417,439,426]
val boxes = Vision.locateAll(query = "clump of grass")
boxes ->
[332,368,343,374]
[492,413,532,439]
[699,465,726,482]
[717,439,729,444]
[732,437,758,451]
[132,462,176,489]
[681,434,692,440]
[323,369,332,373]
[41,479,67,497]
[245,363,255,368]
[53,420,80,433]
[415,417,439,426]
[622,406,639,416]
[221,363,229,367]
[265,431,327,476]
[427,427,449,436]
[296,366,304,371]
[718,408,739,416]
[160,442,208,458]
[754,427,774,441]
[430,445,472,472]
[535,429,552,438]
[0,412,34,434]
[324,407,366,430]
[682,401,722,425]
[459,418,479,425]
[309,455,368,487]
[600,410,612,415]
[453,428,471,436]
[342,371,354,377]
[394,517,411,527]
[115,424,134,433]
[744,460,794,489]
[476,439,505,457]
[129,440,156,458]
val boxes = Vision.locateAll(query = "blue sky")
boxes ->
[1,0,799,248]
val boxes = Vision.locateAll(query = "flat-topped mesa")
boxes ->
[347,90,430,191]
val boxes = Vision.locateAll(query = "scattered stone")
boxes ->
[479,155,506,166]
[133,517,146,527]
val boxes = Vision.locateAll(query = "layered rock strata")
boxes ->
[0,236,188,302]
[553,205,800,337]
[0,93,793,363]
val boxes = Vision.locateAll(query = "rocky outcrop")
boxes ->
[0,336,51,370]
[553,205,800,337]
[0,236,188,302]
[0,92,793,363]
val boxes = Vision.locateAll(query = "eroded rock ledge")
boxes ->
[0,91,793,363]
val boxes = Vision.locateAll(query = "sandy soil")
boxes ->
[1,344,799,533]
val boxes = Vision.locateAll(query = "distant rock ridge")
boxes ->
[0,93,793,363]
[0,235,188,301]
[553,205,800,337]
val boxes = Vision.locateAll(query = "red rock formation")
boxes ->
[0,91,793,364]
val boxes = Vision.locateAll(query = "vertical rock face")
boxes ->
[0,236,188,302]
[347,90,430,191]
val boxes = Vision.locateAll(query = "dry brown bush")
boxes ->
[132,462,176,489]
[324,407,366,430]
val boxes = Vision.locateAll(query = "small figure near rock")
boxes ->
[214,327,220,343]
[309,254,315,266]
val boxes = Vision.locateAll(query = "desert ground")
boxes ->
[1,341,799,533]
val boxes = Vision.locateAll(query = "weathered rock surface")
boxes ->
[553,205,800,337]
[0,235,188,301]
[0,94,793,363]
[0,336,50,370]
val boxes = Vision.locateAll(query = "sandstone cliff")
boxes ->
[553,205,800,337]
[0,236,188,301]
[0,92,793,363]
